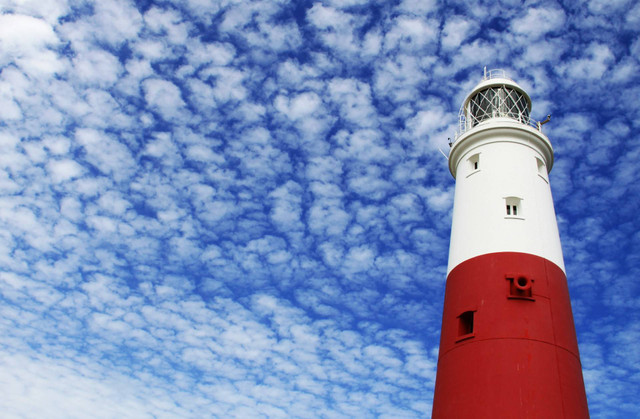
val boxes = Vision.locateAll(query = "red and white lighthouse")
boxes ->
[432,70,589,418]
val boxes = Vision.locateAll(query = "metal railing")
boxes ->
[455,113,545,140]
[482,68,513,81]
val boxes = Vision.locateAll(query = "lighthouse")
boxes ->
[432,69,589,418]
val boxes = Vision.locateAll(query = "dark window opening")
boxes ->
[458,311,474,337]
[505,197,523,218]
[468,154,480,173]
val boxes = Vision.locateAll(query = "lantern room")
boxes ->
[458,69,532,133]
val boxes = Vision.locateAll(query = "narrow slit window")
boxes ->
[536,157,545,175]
[536,157,548,182]
[467,154,480,175]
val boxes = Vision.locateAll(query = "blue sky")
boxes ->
[0,0,638,417]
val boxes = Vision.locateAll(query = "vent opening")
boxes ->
[506,275,534,300]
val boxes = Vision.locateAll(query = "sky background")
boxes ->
[0,0,639,417]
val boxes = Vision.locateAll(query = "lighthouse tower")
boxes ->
[432,70,589,418]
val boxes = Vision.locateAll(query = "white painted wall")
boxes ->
[447,120,565,273]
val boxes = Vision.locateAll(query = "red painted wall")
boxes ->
[432,252,589,418]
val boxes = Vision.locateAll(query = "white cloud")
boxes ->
[384,17,439,52]
[588,0,629,14]
[0,352,197,418]
[347,166,393,200]
[144,7,189,45]
[47,159,84,183]
[275,91,324,121]
[0,14,64,76]
[562,43,614,80]
[142,78,187,120]
[521,38,566,65]
[307,156,343,182]
[188,41,236,67]
[308,201,350,237]
[373,54,429,103]
[0,96,22,120]
[397,0,438,15]
[441,16,477,50]
[626,1,640,28]
[200,66,248,103]
[510,7,566,39]
[247,21,303,54]
[307,4,366,56]
[334,129,391,163]
[0,14,57,53]
[328,78,377,127]
[417,186,453,213]
[76,128,136,182]
[307,3,350,29]
[450,38,502,70]
[73,50,122,87]
[610,57,638,84]
[269,181,304,233]
[93,0,143,46]
[0,0,70,23]
[0,1,636,417]
[406,100,455,151]
[276,60,322,90]
[323,0,371,7]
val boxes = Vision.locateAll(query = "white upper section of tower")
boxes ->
[446,70,564,273]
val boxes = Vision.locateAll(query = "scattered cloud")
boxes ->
[0,0,638,417]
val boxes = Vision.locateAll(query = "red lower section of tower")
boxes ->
[432,252,589,418]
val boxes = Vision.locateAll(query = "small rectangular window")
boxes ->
[458,311,474,337]
[505,197,522,218]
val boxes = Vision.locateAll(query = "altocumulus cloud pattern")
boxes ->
[0,0,639,417]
